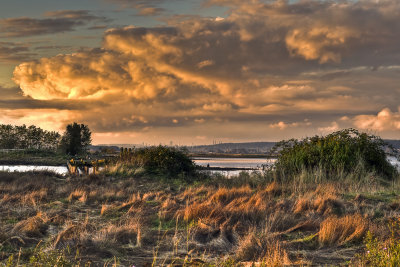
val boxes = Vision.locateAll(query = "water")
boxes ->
[0,165,68,175]
[193,157,276,177]
[387,156,400,171]
[193,157,276,169]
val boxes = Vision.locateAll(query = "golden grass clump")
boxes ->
[68,189,87,203]
[53,219,94,249]
[96,222,141,246]
[211,186,253,204]
[235,231,264,261]
[181,201,217,222]
[264,210,299,233]
[12,211,48,237]
[161,197,179,219]
[313,195,344,215]
[261,241,292,267]
[294,185,343,215]
[236,231,291,265]
[318,213,369,246]
[259,182,282,198]
[22,189,48,206]
[129,192,142,203]
[101,202,131,216]
[181,185,210,201]
[293,197,312,214]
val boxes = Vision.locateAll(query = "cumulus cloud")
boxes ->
[7,0,400,141]
[354,108,400,131]
[286,26,357,63]
[0,10,109,37]
[318,122,340,134]
[270,119,311,130]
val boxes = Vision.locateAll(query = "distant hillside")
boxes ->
[96,144,144,148]
[386,140,400,149]
[187,142,276,154]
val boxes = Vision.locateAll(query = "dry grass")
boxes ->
[12,211,48,237]
[96,220,141,246]
[318,214,369,246]
[261,241,292,266]
[294,185,344,216]
[68,189,87,203]
[1,172,399,266]
[236,231,291,265]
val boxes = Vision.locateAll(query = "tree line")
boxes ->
[0,123,91,155]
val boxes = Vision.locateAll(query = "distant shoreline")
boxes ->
[197,166,258,171]
[190,153,276,158]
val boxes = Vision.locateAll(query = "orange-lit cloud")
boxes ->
[0,109,78,131]
[270,119,312,130]
[354,108,400,132]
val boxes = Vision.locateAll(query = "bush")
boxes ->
[273,128,397,180]
[115,145,196,179]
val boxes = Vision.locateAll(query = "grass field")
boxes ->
[1,169,400,266]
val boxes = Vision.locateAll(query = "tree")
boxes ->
[60,123,92,155]
[0,124,17,149]
[0,124,61,150]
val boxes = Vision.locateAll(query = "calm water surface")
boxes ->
[0,165,68,175]
[193,157,276,169]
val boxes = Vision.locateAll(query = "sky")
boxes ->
[1,0,400,145]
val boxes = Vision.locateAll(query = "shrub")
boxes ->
[273,128,397,180]
[114,145,196,179]
[357,220,400,266]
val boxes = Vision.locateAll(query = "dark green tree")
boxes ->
[0,124,61,150]
[60,123,92,155]
[0,124,17,149]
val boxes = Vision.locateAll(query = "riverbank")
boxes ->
[1,170,399,266]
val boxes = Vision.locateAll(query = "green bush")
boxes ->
[273,128,397,180]
[116,145,196,179]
